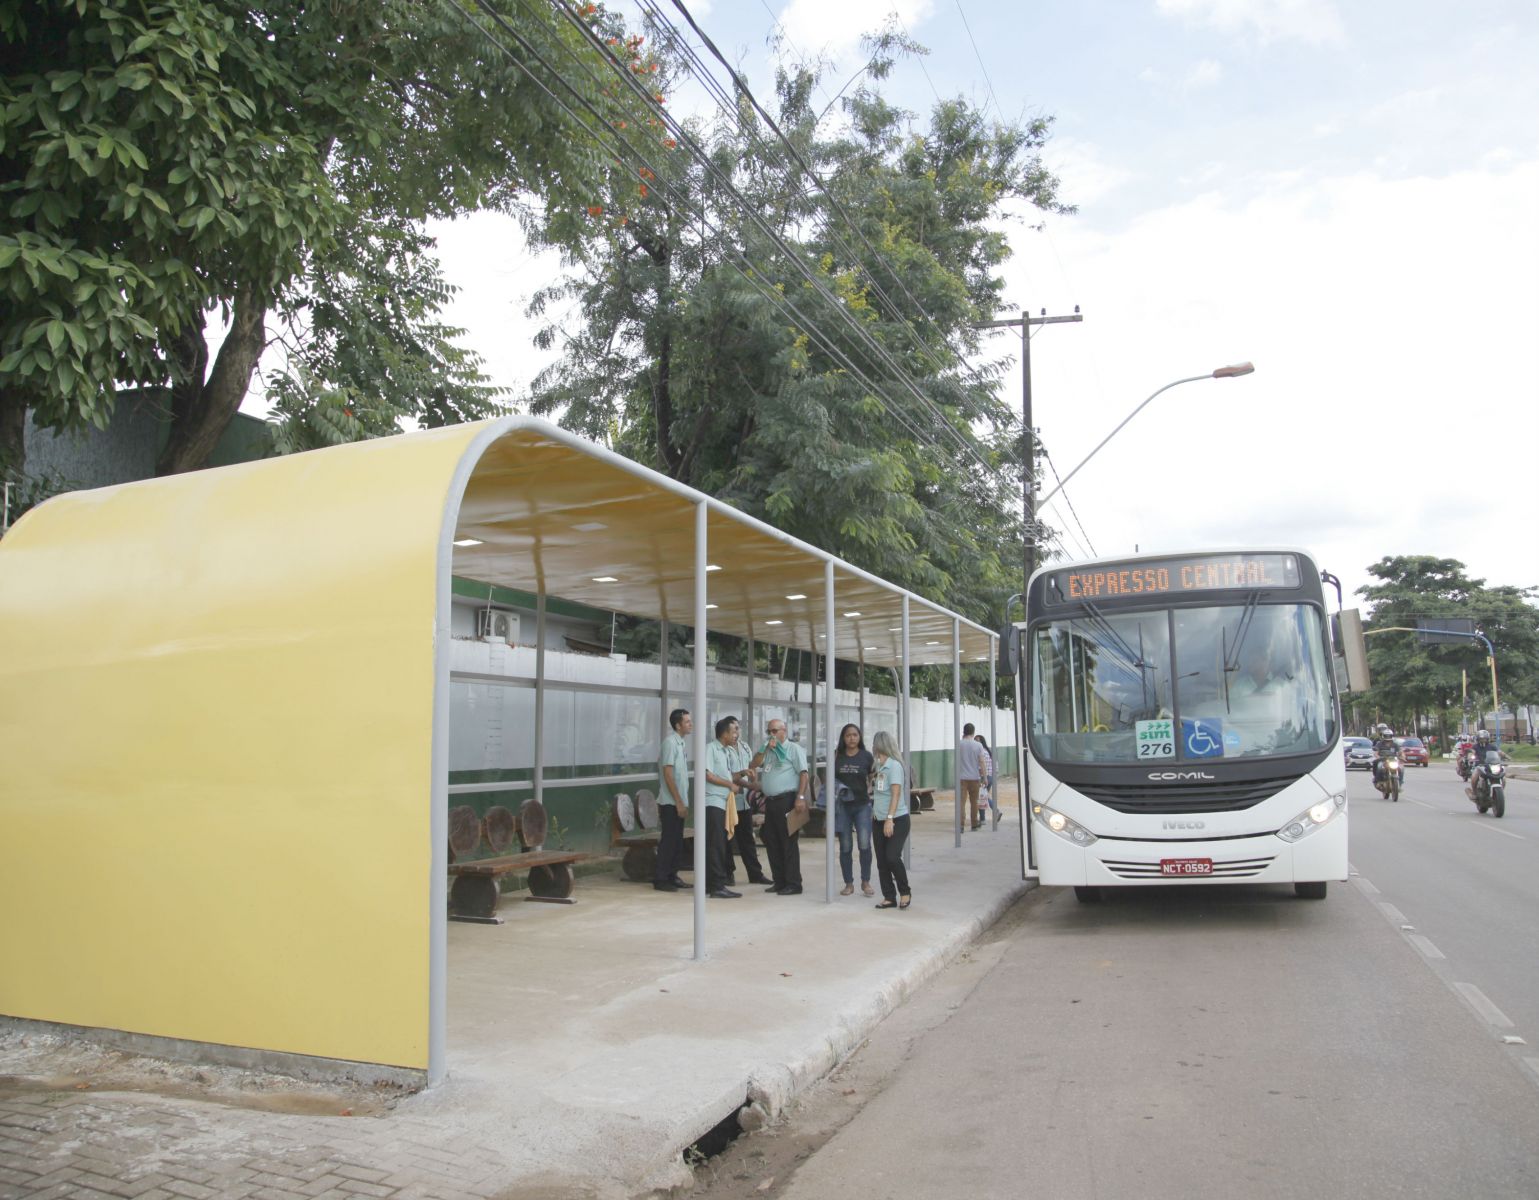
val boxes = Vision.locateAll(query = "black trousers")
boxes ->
[705,806,732,891]
[654,802,686,885]
[762,790,802,890]
[727,805,767,882]
[873,813,911,902]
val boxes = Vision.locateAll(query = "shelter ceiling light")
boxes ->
[865,645,879,651]
[453,537,483,547]
[926,640,940,646]
[764,619,783,626]
[572,521,607,532]
[592,575,619,583]
[706,603,718,610]
[786,593,807,600]
[706,564,722,572]
[889,626,902,631]
[844,611,862,617]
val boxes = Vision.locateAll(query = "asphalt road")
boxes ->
[757,764,1539,1200]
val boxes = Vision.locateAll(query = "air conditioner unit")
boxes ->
[478,609,519,644]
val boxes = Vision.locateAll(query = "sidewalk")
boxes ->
[0,791,1028,1200]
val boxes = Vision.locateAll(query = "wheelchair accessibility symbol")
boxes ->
[1182,718,1225,759]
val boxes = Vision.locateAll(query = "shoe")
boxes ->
[764,883,784,893]
[840,883,855,896]
[862,882,874,897]
[898,893,912,910]
[776,886,803,895]
[653,881,680,892]
[708,888,741,899]
[747,875,771,885]
[669,877,688,888]
[875,899,897,909]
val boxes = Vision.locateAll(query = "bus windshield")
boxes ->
[1030,601,1336,764]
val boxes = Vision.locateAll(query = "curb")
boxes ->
[735,878,1035,1133]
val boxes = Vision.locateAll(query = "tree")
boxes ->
[1356,555,1539,736]
[0,0,657,483]
[528,28,1068,636]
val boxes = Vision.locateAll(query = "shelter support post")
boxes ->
[660,618,669,745]
[534,590,546,807]
[825,561,836,902]
[901,596,911,870]
[693,502,707,960]
[989,636,997,832]
[747,633,755,741]
[953,617,962,849]
[858,650,865,730]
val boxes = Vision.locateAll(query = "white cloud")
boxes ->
[1000,158,1539,603]
[1183,58,1224,89]
[1155,0,1346,45]
[1042,138,1136,208]
[777,0,933,61]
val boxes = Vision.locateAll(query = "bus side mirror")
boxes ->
[1336,608,1370,693]
[997,622,1021,677]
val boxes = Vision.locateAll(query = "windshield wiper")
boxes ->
[1221,589,1263,713]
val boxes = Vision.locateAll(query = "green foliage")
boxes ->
[1356,555,1539,727]
[1,0,337,439]
[528,30,1068,641]
[0,0,660,476]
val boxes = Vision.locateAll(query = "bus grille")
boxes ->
[1103,857,1275,879]
[1075,775,1303,814]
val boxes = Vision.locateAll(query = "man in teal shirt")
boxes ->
[655,709,692,892]
[751,719,809,894]
[702,716,743,897]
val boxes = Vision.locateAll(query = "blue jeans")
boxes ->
[836,801,873,885]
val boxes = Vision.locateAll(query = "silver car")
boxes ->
[1343,736,1375,770]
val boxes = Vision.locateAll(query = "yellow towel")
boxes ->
[724,797,738,837]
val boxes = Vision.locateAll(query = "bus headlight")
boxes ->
[1032,802,1098,846]
[1276,792,1346,843]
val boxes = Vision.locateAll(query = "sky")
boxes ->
[288,0,1539,616]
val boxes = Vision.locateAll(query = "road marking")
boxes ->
[1378,902,1407,924]
[1407,798,1439,811]
[1524,1057,1539,1082]
[1466,820,1525,841]
[1455,982,1515,1029]
[1407,934,1445,960]
[1355,876,1380,895]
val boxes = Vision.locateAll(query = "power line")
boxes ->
[648,0,1009,452]
[954,0,1003,119]
[445,0,973,461]
[547,0,1010,478]
[1040,446,1097,557]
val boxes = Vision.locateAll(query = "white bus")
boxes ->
[1015,549,1347,901]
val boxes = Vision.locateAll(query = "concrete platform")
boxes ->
[0,790,1028,1199]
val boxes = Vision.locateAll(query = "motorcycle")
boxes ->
[1373,753,1402,801]
[1466,751,1507,818]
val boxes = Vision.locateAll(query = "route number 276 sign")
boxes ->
[1135,719,1175,760]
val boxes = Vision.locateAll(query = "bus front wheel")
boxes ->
[1295,881,1328,900]
[1074,886,1102,903]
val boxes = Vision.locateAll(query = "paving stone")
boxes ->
[331,1165,392,1185]
[335,1181,396,1198]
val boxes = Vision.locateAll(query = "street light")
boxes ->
[1036,363,1254,510]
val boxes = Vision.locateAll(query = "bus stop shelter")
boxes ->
[0,417,1000,1086]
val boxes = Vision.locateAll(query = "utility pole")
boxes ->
[979,306,1082,596]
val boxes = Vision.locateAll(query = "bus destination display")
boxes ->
[1049,553,1299,603]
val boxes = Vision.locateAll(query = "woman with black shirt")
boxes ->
[834,723,875,896]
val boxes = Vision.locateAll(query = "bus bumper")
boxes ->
[1041,819,1348,887]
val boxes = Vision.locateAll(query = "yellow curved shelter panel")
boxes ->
[0,424,483,1070]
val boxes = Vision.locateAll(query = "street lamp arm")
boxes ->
[1036,374,1209,510]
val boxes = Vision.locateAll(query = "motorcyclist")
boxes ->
[1371,725,1398,785]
